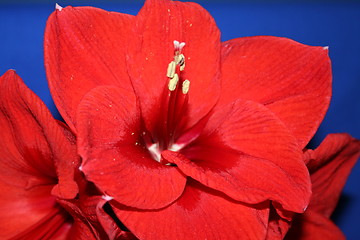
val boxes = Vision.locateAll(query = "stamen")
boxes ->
[182,80,190,94]
[174,54,185,71]
[180,62,185,72]
[174,54,184,65]
[167,61,176,78]
[168,73,179,91]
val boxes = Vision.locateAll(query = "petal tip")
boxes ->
[51,181,79,199]
[1,69,16,78]
[55,3,63,11]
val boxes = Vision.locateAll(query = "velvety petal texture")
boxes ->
[0,70,77,238]
[77,86,187,209]
[112,180,269,240]
[163,99,311,213]
[220,36,331,148]
[44,6,134,132]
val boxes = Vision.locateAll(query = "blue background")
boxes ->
[1,0,359,238]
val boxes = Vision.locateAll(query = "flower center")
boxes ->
[146,40,191,163]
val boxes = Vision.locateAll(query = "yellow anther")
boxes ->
[174,54,185,66]
[180,61,185,71]
[182,79,190,94]
[167,61,176,78]
[168,74,179,91]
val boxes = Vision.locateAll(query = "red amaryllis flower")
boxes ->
[266,134,360,239]
[285,134,360,240]
[44,0,331,238]
[0,70,129,239]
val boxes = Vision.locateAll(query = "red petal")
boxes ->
[285,210,345,240]
[77,86,186,209]
[51,120,80,200]
[58,178,136,240]
[0,182,58,239]
[306,133,360,217]
[127,0,221,132]
[44,6,134,132]
[220,36,331,148]
[96,199,138,240]
[0,70,57,182]
[265,207,292,240]
[57,199,100,240]
[71,178,137,240]
[0,70,79,198]
[163,99,311,213]
[51,122,80,200]
[112,180,269,240]
[0,70,77,238]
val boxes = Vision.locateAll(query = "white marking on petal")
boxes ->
[148,143,161,162]
[303,205,308,212]
[102,195,114,201]
[323,46,329,50]
[169,143,185,152]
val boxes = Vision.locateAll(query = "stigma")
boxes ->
[173,40,186,51]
